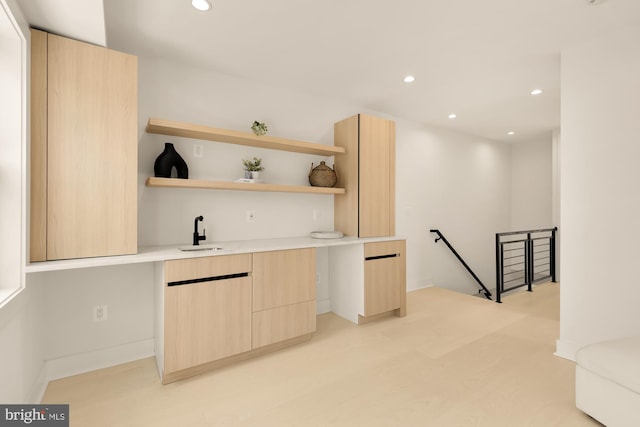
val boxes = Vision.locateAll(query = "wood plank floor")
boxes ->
[42,283,601,426]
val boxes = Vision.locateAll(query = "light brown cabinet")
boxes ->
[30,30,137,261]
[163,254,252,378]
[159,249,317,383]
[363,240,406,318]
[252,248,316,348]
[334,114,396,238]
[328,240,406,324]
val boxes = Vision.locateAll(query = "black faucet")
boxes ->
[193,215,206,245]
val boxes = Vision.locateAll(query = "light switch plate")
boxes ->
[193,144,203,158]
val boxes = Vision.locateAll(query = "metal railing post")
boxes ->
[550,227,557,283]
[526,232,533,292]
[497,242,503,303]
[495,233,501,303]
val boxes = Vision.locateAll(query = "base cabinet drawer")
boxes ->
[252,300,316,349]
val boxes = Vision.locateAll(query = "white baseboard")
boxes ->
[45,339,155,383]
[407,283,433,292]
[555,338,579,361]
[26,365,49,404]
[316,298,331,315]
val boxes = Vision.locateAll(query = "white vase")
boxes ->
[250,171,260,180]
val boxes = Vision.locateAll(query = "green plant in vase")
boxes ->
[242,157,264,180]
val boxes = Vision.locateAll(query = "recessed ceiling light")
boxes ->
[530,89,543,95]
[507,131,515,135]
[403,75,415,83]
[192,0,211,11]
[448,114,457,119]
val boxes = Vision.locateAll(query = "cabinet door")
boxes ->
[364,241,406,317]
[359,114,395,237]
[334,114,396,238]
[46,33,137,260]
[164,276,252,374]
[252,248,316,348]
[334,114,360,237]
[252,248,316,311]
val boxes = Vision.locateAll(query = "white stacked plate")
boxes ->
[310,231,344,239]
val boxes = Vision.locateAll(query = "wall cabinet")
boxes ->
[30,30,137,261]
[334,114,396,237]
[252,248,316,348]
[163,254,252,377]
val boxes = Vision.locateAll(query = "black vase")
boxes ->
[154,142,188,179]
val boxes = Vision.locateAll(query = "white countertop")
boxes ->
[25,235,404,273]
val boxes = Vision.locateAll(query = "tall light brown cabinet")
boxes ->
[334,114,396,237]
[332,114,405,324]
[30,30,138,261]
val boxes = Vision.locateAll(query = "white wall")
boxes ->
[38,264,155,379]
[0,283,45,403]
[395,120,512,295]
[137,56,361,246]
[510,138,553,230]
[557,26,640,359]
[552,129,561,281]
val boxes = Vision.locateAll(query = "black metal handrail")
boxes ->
[495,227,557,303]
[430,229,492,300]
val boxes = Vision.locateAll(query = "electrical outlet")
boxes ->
[246,210,256,223]
[193,144,203,158]
[93,305,108,322]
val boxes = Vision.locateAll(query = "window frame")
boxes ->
[0,0,28,309]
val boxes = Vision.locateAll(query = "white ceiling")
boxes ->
[16,0,105,46]
[17,0,640,143]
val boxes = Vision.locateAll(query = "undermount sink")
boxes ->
[178,244,225,252]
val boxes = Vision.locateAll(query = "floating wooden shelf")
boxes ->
[146,177,346,195]
[146,118,345,156]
